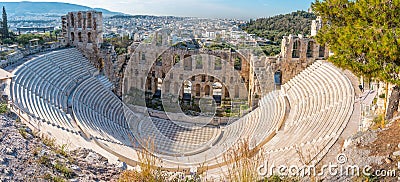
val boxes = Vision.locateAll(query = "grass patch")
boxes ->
[56,144,69,157]
[18,127,28,139]
[54,162,74,178]
[32,147,42,156]
[42,136,56,148]
[119,138,166,182]
[371,114,386,130]
[52,176,65,182]
[37,155,52,167]
[0,103,9,114]
[222,139,263,181]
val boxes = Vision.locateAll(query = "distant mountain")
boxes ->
[0,2,126,17]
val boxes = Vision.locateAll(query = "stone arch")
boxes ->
[292,39,300,58]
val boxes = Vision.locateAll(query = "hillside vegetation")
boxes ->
[242,10,316,43]
[241,10,316,56]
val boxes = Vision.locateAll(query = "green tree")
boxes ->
[312,0,400,85]
[312,0,400,122]
[2,6,8,39]
[16,34,45,45]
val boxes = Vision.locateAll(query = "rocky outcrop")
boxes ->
[0,115,121,181]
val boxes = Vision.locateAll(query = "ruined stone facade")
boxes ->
[122,39,254,110]
[61,11,129,96]
[278,34,328,84]
[59,13,327,112]
[61,11,104,68]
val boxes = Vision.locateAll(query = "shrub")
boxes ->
[222,139,264,181]
[119,138,166,182]
[42,136,56,148]
[56,144,69,157]
[52,176,65,182]
[0,103,9,114]
[37,155,51,167]
[54,162,74,178]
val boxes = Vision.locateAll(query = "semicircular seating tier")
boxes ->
[10,47,355,168]
[10,48,96,135]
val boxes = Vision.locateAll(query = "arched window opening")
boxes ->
[183,80,192,101]
[212,82,222,104]
[156,56,162,66]
[292,39,300,58]
[154,78,162,98]
[274,70,282,85]
[78,32,82,42]
[195,84,201,96]
[87,32,92,43]
[319,45,325,58]
[234,85,239,98]
[214,58,222,70]
[204,85,211,96]
[70,14,75,27]
[196,56,203,69]
[77,12,82,28]
[174,54,180,64]
[71,32,75,42]
[184,55,192,71]
[307,41,314,58]
[234,57,242,70]
[87,12,92,28]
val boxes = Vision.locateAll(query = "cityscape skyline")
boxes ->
[0,0,315,19]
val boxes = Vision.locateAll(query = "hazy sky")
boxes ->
[1,0,315,19]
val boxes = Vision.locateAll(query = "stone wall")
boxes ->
[279,34,328,84]
[122,43,252,107]
[61,11,104,69]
